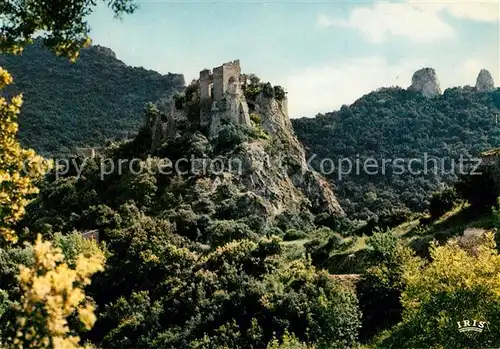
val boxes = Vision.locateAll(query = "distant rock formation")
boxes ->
[409,68,441,98]
[475,69,495,92]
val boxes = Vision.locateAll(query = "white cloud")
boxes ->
[318,1,498,43]
[412,1,500,22]
[318,2,454,43]
[283,56,500,118]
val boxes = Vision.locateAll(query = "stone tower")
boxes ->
[198,60,251,137]
[155,60,253,144]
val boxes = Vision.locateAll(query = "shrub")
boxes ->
[206,220,257,246]
[377,209,413,230]
[275,212,314,233]
[367,232,398,260]
[243,74,263,102]
[267,332,315,349]
[304,230,345,268]
[314,214,356,235]
[216,122,250,150]
[262,82,275,98]
[1,235,104,348]
[374,232,500,348]
[265,226,284,237]
[99,237,362,348]
[429,186,459,219]
[455,162,500,211]
[173,92,185,110]
[250,113,262,124]
[357,233,414,341]
[274,85,287,101]
[283,229,307,241]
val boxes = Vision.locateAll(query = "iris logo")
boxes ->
[457,319,488,333]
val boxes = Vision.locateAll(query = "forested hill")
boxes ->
[0,40,185,156]
[292,86,500,219]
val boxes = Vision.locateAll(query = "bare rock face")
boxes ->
[255,94,343,215]
[409,68,441,98]
[476,69,495,92]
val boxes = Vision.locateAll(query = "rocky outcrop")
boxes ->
[148,60,344,222]
[92,45,118,59]
[207,135,343,219]
[254,94,343,215]
[409,68,441,98]
[476,69,495,92]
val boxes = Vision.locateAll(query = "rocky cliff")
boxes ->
[144,61,343,224]
[409,67,441,98]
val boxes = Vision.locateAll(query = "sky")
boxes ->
[87,0,500,118]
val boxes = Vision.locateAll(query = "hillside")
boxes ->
[0,40,185,156]
[3,54,500,348]
[12,61,361,348]
[292,79,500,220]
[15,67,500,347]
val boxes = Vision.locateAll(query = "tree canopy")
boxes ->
[0,0,136,60]
[293,86,500,220]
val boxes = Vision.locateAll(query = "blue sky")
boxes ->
[88,0,499,117]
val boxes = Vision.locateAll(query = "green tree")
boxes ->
[98,237,361,348]
[429,186,459,220]
[357,233,413,341]
[1,0,136,60]
[267,332,315,349]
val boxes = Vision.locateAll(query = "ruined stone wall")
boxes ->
[199,69,213,100]
[213,66,225,102]
[212,60,241,103]
[222,60,241,97]
[158,60,253,141]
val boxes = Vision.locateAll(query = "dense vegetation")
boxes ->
[12,138,500,348]
[293,86,500,220]
[0,40,184,156]
[5,92,497,348]
[3,108,363,348]
[2,20,500,346]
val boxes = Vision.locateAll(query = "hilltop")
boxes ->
[0,40,185,156]
[293,68,500,219]
[5,44,500,221]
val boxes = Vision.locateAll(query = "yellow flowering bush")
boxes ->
[0,67,51,243]
[9,234,104,349]
[373,232,500,348]
[402,232,500,317]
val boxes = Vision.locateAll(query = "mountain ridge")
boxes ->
[293,84,500,219]
[0,40,185,156]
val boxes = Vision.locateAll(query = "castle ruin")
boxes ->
[152,60,291,150]
[198,60,251,136]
